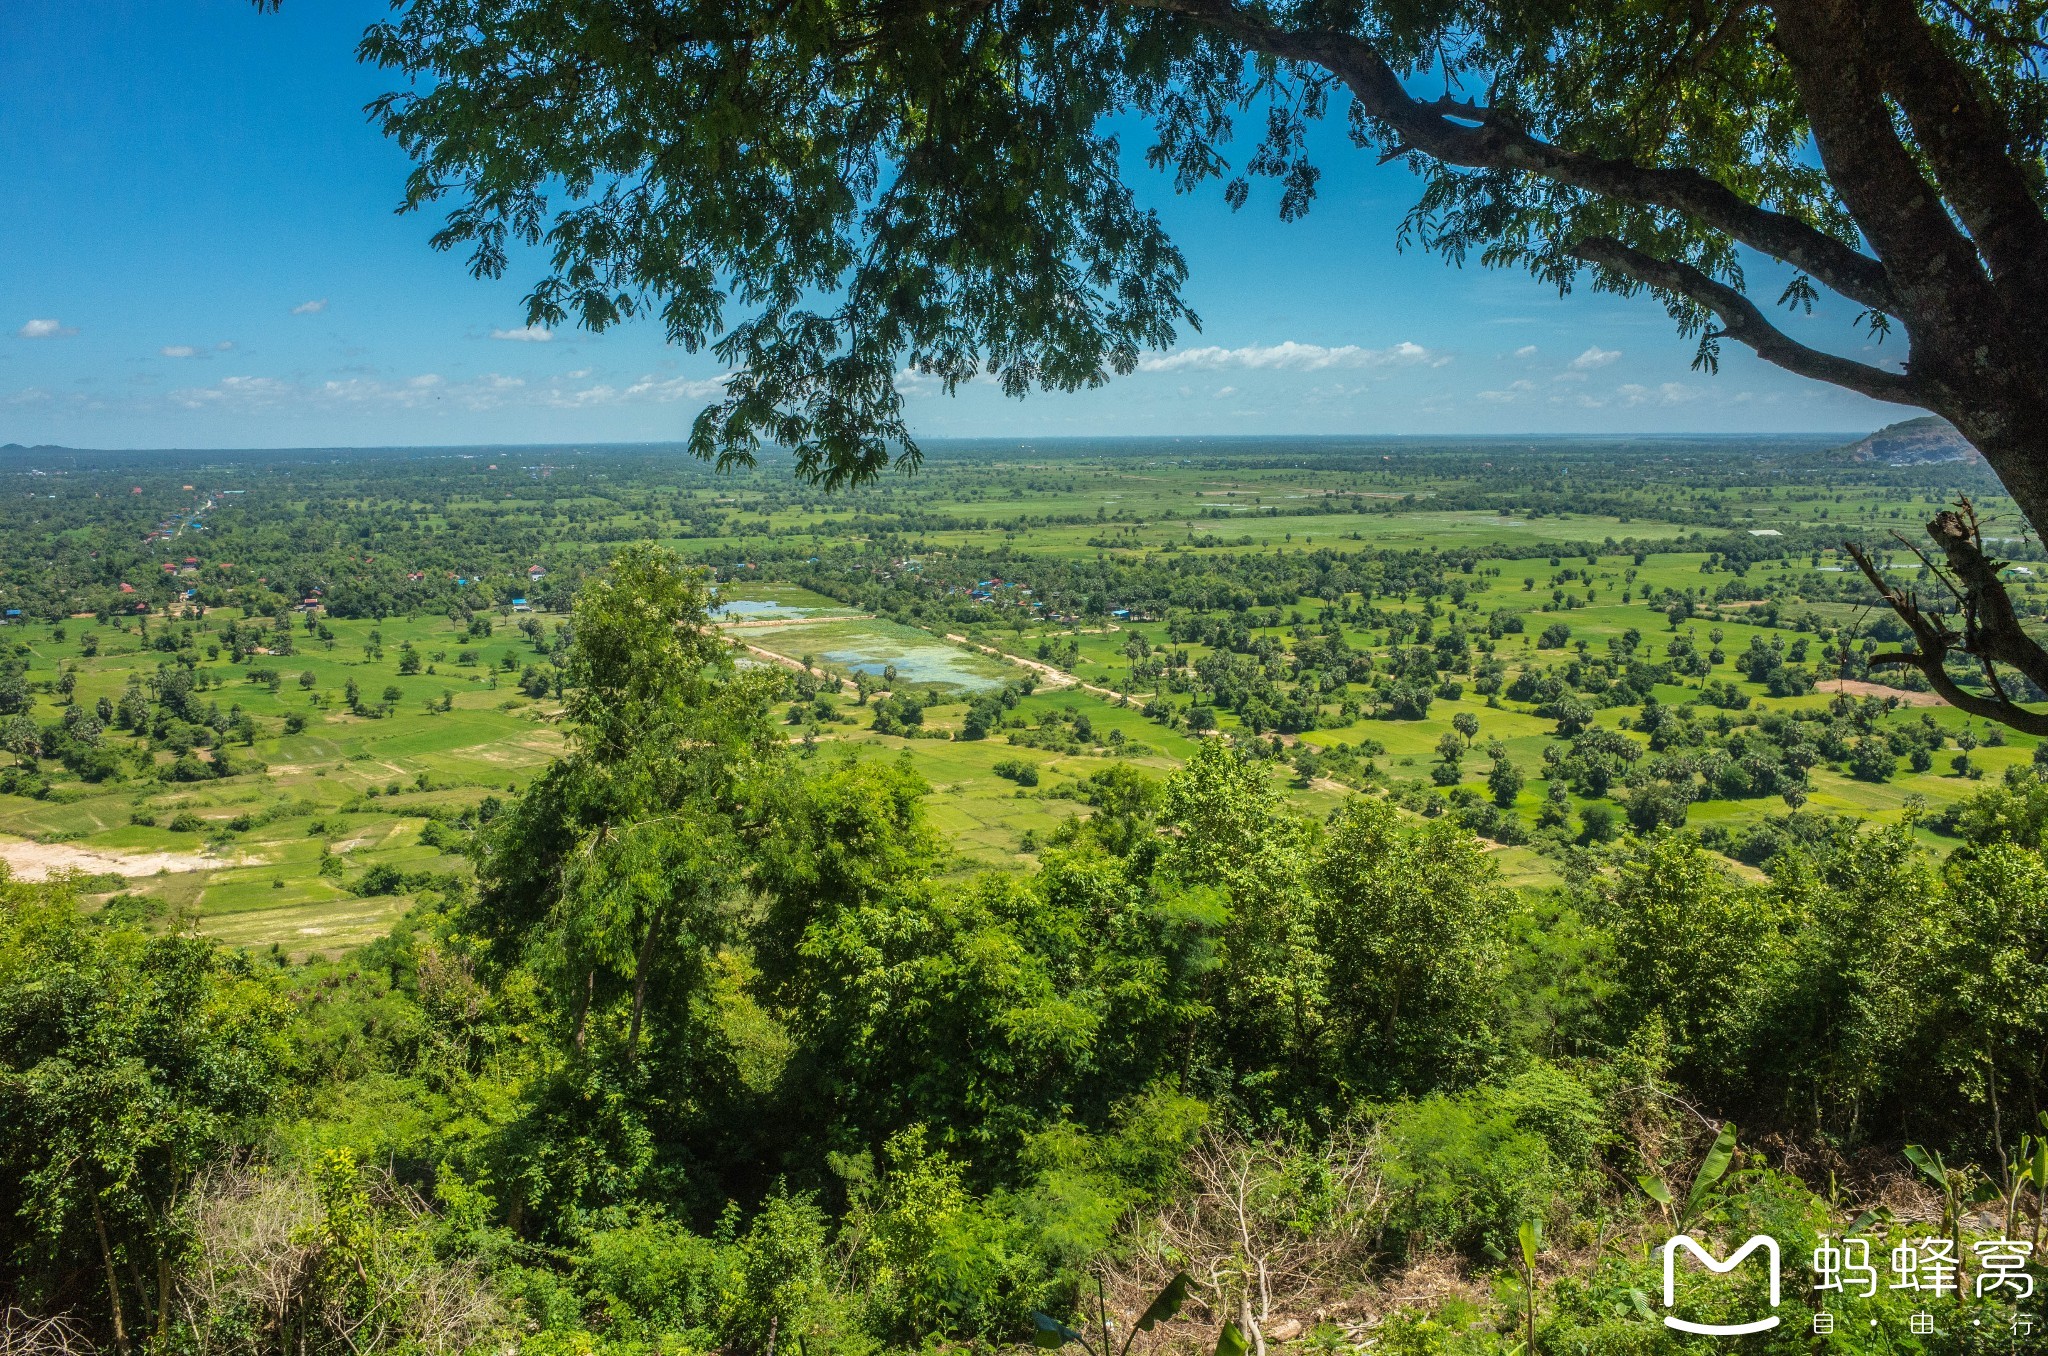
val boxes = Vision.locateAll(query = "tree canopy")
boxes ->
[325,0,2048,726]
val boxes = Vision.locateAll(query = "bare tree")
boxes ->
[0,1308,94,1356]
[174,1161,507,1356]
[1117,1129,1384,1356]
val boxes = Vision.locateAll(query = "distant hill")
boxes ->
[1840,416,1979,466]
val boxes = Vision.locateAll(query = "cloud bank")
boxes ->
[1139,340,1450,373]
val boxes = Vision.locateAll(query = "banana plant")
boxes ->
[1994,1132,2046,1242]
[1516,1219,1543,1356]
[1033,1271,1194,1356]
[2035,1117,2048,1251]
[1636,1122,1739,1229]
[1904,1143,2001,1303]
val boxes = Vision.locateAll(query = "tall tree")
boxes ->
[320,0,2048,724]
[473,544,783,1064]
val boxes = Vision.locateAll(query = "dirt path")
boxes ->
[0,835,223,882]
[734,640,859,695]
[1817,678,1945,706]
[942,634,1126,702]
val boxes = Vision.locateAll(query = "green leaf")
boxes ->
[1635,1175,1673,1207]
[2032,1137,2047,1192]
[1135,1273,1192,1333]
[1683,1123,1738,1220]
[1629,1289,1655,1323]
[1518,1219,1542,1273]
[1903,1144,1946,1189]
[1033,1313,1086,1350]
[1214,1322,1248,1356]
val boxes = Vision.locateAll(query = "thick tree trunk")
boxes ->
[1947,407,2048,550]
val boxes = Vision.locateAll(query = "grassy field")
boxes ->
[1,440,2034,956]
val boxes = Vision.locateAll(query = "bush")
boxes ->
[1578,802,1620,843]
[574,1219,724,1345]
[168,811,204,833]
[355,863,413,896]
[1375,1090,1573,1259]
[992,757,1040,786]
[720,1190,831,1351]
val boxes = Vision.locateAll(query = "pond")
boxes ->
[713,598,815,618]
[823,643,1009,692]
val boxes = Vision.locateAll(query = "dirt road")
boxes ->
[942,634,1126,702]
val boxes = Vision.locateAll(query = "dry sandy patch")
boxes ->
[0,835,222,882]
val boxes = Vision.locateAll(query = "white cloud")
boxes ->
[1213,385,1238,398]
[546,373,727,408]
[1616,382,1705,408]
[1570,345,1621,370]
[291,299,328,315]
[1139,340,1449,373]
[7,387,52,405]
[1513,345,1539,359]
[1475,379,1539,404]
[18,318,75,339]
[170,375,295,409]
[491,325,554,342]
[216,341,235,351]
[160,345,197,359]
[165,368,723,414]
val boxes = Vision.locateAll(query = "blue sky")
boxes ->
[3,0,1909,449]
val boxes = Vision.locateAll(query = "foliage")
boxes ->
[0,875,288,1346]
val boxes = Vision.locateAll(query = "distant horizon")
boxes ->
[0,428,1882,459]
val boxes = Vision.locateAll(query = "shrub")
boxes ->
[720,1190,830,1351]
[574,1219,724,1344]
[992,758,1040,786]
[1578,802,1620,843]
[1375,1090,1572,1259]
[168,811,204,833]
[355,863,412,896]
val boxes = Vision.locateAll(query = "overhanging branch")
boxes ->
[1844,502,2048,735]
[1121,0,1899,314]
[1568,236,1922,404]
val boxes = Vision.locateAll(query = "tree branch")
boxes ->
[1568,236,1923,404]
[1843,506,2048,736]
[1869,0,2048,295]
[1121,0,1899,313]
[1764,1,1998,340]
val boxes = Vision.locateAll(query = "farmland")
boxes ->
[0,434,2038,954]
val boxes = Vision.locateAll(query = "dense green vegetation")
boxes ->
[4,440,2048,1353]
